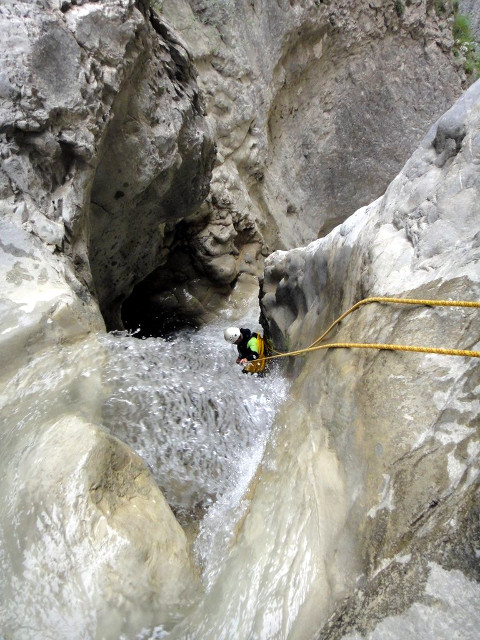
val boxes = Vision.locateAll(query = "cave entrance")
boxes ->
[121,249,233,338]
[121,273,199,339]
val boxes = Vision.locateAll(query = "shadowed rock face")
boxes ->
[88,10,216,330]
[260,80,480,638]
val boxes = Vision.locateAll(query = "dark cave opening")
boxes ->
[119,243,201,338]
[120,248,233,339]
[121,282,201,339]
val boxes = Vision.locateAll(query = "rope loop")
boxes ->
[260,297,480,364]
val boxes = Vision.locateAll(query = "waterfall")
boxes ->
[0,301,290,639]
[100,313,290,580]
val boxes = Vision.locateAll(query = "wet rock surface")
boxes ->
[4,413,197,637]
[260,80,480,638]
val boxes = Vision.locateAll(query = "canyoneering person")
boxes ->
[224,326,267,374]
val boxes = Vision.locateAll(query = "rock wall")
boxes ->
[158,0,463,278]
[0,1,213,635]
[0,0,466,335]
[10,0,461,336]
[0,0,215,334]
[87,7,215,329]
[260,79,480,637]
[1,0,477,637]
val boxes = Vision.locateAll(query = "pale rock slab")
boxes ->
[0,414,198,639]
[459,0,480,38]
[260,79,480,637]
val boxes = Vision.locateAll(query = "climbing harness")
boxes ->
[243,334,267,374]
[258,297,480,366]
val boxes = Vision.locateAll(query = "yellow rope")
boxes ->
[259,297,480,364]
[264,342,480,361]
[308,297,480,349]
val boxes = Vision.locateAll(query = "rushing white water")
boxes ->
[99,314,290,581]
[0,300,291,639]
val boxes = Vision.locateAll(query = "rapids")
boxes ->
[0,299,292,639]
[99,312,290,584]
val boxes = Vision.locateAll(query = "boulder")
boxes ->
[0,413,198,639]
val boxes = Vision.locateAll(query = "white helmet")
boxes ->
[224,327,241,343]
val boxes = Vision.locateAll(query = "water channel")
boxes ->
[0,298,292,639]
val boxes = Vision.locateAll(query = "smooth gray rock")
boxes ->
[0,410,198,639]
[160,0,463,257]
[260,79,480,638]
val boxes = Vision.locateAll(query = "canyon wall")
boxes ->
[260,78,480,638]
[4,0,463,335]
[1,0,477,638]
[0,1,467,336]
[154,0,464,317]
[0,0,215,337]
[0,1,213,635]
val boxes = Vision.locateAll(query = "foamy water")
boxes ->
[99,317,289,580]
[0,307,290,639]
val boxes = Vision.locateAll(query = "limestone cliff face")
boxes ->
[0,0,215,334]
[0,1,212,632]
[260,80,480,637]
[158,0,463,288]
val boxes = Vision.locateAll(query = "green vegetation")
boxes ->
[452,13,480,78]
[453,13,472,40]
[394,0,405,17]
[430,1,480,78]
